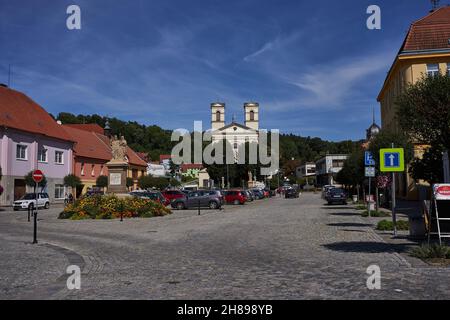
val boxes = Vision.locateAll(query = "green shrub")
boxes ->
[361,210,391,217]
[376,219,409,231]
[410,244,450,260]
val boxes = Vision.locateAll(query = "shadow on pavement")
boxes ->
[321,206,351,210]
[327,222,373,228]
[328,212,361,217]
[323,241,414,253]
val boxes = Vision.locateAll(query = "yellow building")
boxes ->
[377,7,450,200]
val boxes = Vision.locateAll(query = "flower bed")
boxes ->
[59,194,171,220]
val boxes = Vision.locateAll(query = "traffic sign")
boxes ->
[380,148,404,172]
[364,151,375,166]
[365,166,375,177]
[32,169,44,183]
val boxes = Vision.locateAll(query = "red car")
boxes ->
[162,190,185,202]
[224,190,247,205]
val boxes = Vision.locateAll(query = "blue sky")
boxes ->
[0,0,444,140]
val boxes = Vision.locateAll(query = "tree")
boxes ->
[396,73,450,183]
[138,175,169,190]
[25,171,47,190]
[126,177,134,189]
[409,146,444,184]
[64,174,82,198]
[396,73,450,149]
[335,149,365,189]
[96,175,108,188]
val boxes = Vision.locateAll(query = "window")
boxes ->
[55,184,65,199]
[38,148,47,162]
[81,162,85,176]
[250,110,255,121]
[132,169,138,179]
[55,151,64,164]
[16,144,27,160]
[215,111,221,122]
[332,160,345,168]
[91,164,95,176]
[100,165,104,175]
[427,64,440,77]
[234,136,238,149]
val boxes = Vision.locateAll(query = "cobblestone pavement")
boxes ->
[0,193,449,300]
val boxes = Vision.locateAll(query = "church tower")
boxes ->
[211,102,225,131]
[244,102,259,130]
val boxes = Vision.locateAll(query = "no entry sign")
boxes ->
[32,169,44,183]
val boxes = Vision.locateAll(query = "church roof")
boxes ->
[214,121,258,132]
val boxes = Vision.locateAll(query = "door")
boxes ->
[14,179,26,201]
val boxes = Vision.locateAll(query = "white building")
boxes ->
[296,163,316,179]
[147,163,167,177]
[210,102,259,160]
[315,154,348,186]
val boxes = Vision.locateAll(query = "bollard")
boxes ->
[198,199,201,216]
[32,208,38,244]
[27,205,31,222]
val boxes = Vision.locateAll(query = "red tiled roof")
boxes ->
[181,163,203,172]
[62,125,147,167]
[0,86,74,142]
[62,125,112,161]
[64,123,104,135]
[135,152,149,162]
[160,154,172,162]
[402,7,450,52]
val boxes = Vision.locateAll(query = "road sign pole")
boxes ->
[368,176,371,217]
[33,182,38,244]
[391,143,397,236]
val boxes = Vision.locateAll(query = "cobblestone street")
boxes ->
[1,193,449,300]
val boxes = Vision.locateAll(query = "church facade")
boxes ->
[210,102,259,155]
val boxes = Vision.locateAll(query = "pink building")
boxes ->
[0,85,74,205]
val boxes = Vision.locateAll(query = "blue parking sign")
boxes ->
[364,151,375,166]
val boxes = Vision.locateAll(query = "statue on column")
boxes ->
[111,135,128,163]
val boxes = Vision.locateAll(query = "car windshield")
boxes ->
[21,194,36,200]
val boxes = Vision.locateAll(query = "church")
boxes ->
[210,102,259,156]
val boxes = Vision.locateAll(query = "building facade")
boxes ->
[377,6,450,199]
[295,163,316,179]
[0,85,74,205]
[315,154,348,186]
[210,102,259,160]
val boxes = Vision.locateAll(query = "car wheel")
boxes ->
[233,199,240,205]
[176,202,185,210]
[44,202,50,209]
[209,201,218,209]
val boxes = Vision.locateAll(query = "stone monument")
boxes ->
[106,135,129,194]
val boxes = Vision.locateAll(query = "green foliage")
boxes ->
[138,175,169,190]
[396,73,450,149]
[376,219,409,231]
[126,177,134,188]
[409,146,444,184]
[63,174,82,188]
[335,149,364,187]
[96,175,108,188]
[24,171,47,189]
[361,210,390,217]
[410,244,450,260]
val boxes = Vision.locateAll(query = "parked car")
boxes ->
[285,188,299,199]
[130,190,170,206]
[13,193,50,211]
[322,185,336,199]
[244,190,254,202]
[224,190,247,205]
[162,190,185,202]
[251,188,265,200]
[171,190,224,210]
[325,188,347,205]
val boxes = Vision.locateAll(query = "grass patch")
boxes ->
[376,219,409,231]
[410,244,450,260]
[361,210,391,217]
[355,204,367,211]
